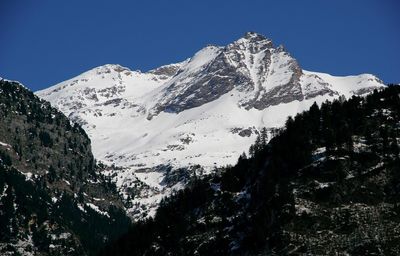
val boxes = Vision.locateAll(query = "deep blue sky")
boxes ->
[1,0,399,91]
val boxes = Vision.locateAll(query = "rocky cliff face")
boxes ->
[148,32,338,117]
[36,32,385,220]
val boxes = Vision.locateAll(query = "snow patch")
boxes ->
[86,203,110,217]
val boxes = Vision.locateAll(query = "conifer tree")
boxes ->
[260,127,268,147]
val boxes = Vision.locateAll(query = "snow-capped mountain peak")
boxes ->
[36,32,385,219]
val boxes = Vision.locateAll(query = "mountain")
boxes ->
[100,86,400,255]
[0,79,130,255]
[36,32,385,219]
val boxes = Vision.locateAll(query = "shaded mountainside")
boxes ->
[0,79,131,255]
[100,86,400,255]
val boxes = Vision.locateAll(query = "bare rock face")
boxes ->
[148,32,338,117]
[301,73,338,99]
[148,62,186,78]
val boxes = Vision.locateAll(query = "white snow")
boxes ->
[315,181,334,189]
[24,172,33,181]
[16,170,35,181]
[51,232,72,241]
[0,141,11,148]
[0,77,27,88]
[182,46,220,72]
[0,184,8,200]
[303,70,384,98]
[15,235,35,256]
[35,34,385,219]
[77,204,87,213]
[86,203,110,217]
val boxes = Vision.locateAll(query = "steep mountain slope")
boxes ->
[100,86,400,255]
[0,79,130,255]
[37,32,385,219]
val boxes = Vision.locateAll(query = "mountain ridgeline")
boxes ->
[100,85,400,255]
[0,79,131,255]
[37,32,384,172]
[36,32,385,220]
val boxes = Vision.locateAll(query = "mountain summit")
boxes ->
[36,32,385,219]
[147,31,336,118]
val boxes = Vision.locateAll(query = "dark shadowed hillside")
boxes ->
[0,79,131,255]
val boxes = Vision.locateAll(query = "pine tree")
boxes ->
[0,185,16,240]
[48,165,56,183]
[249,144,255,158]
[254,134,262,153]
[260,127,268,147]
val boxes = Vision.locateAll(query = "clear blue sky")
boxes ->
[1,0,399,91]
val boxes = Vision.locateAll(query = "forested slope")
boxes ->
[0,79,131,255]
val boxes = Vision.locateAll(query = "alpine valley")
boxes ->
[1,32,398,256]
[37,32,384,220]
